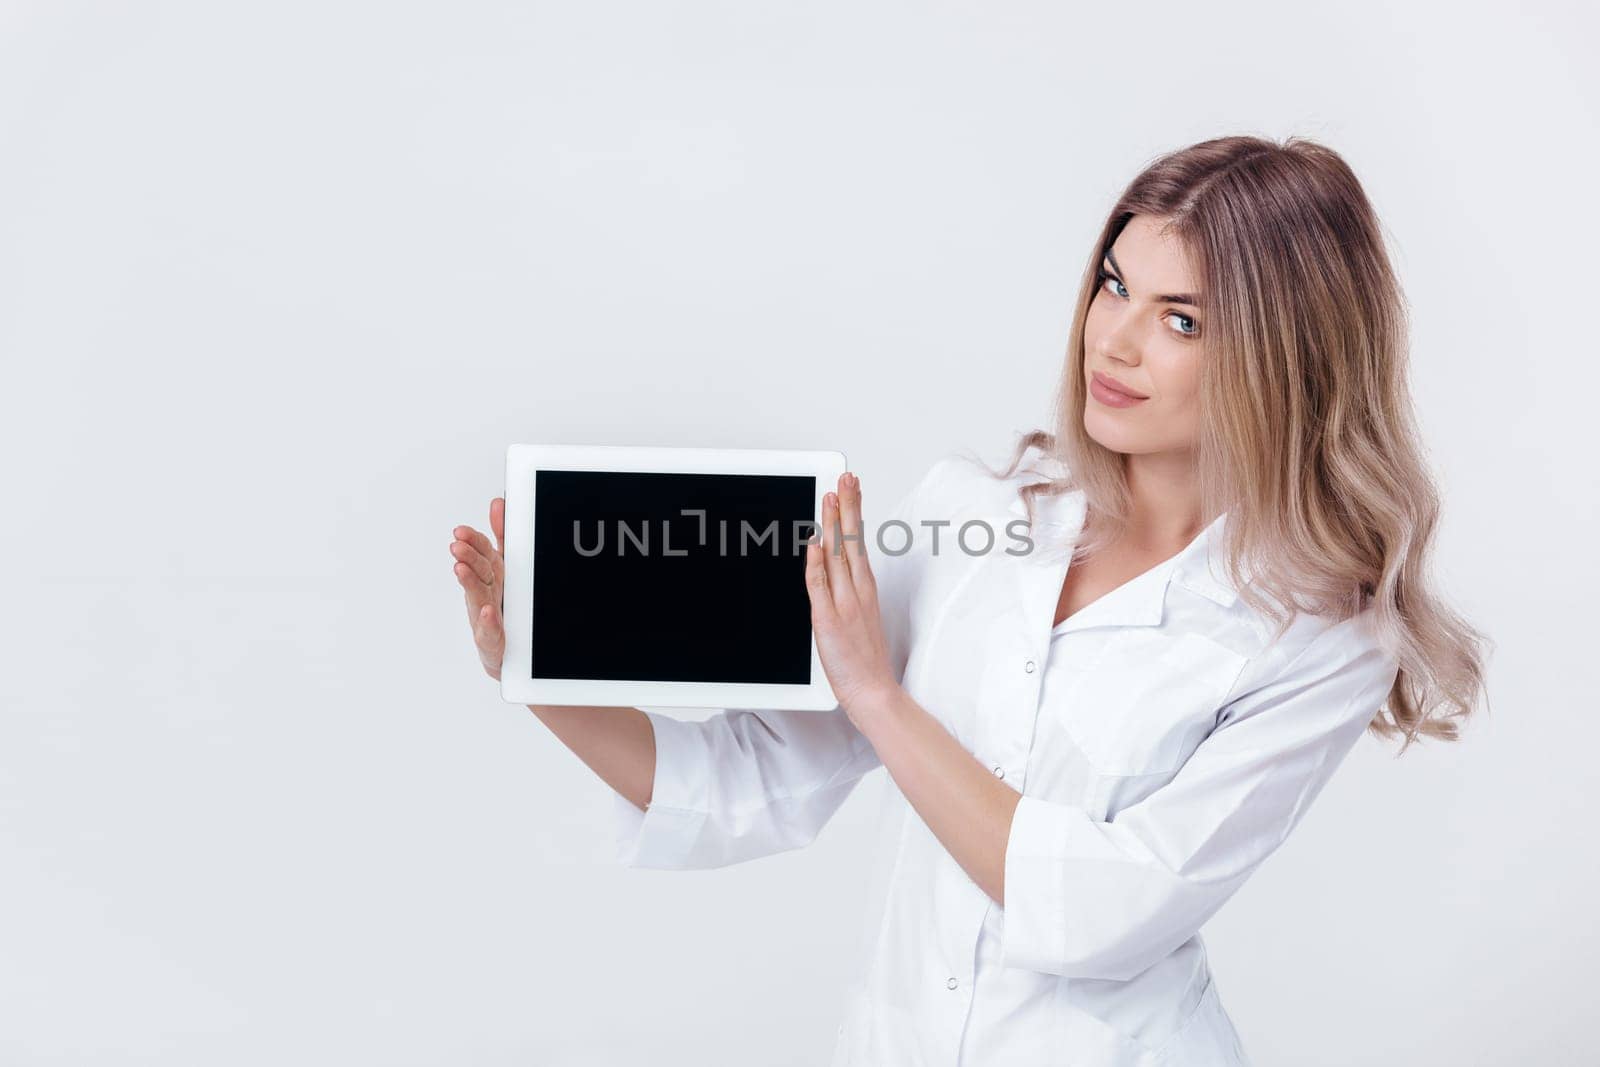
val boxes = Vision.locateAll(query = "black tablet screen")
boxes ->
[529,469,817,684]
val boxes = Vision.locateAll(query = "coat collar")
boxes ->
[1005,475,1243,637]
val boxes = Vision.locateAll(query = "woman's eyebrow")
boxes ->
[1104,248,1202,306]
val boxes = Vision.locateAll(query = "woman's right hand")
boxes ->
[451,497,507,681]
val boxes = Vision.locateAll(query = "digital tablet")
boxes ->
[499,443,848,710]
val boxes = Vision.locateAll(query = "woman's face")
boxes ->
[1081,214,1207,456]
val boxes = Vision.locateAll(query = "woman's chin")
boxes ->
[1082,411,1145,455]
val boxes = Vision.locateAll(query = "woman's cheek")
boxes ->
[1163,383,1205,446]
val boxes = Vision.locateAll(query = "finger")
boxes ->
[479,599,505,641]
[821,490,854,610]
[478,600,506,678]
[490,497,507,556]
[837,472,874,594]
[456,523,503,593]
[455,566,496,617]
[805,537,835,625]
[451,541,496,588]
[454,524,499,563]
[456,562,489,623]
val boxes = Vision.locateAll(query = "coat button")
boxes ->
[1023,659,1036,673]
[992,765,1005,779]
[946,977,959,990]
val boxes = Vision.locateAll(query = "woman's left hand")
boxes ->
[806,471,903,725]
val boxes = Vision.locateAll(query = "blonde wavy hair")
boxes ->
[989,134,1491,751]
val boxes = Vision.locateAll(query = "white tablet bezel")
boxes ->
[499,443,848,710]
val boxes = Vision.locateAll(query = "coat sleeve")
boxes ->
[610,456,955,869]
[998,611,1402,981]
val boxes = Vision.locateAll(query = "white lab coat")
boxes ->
[611,444,1401,1066]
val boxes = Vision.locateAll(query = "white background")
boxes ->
[2,2,1594,1063]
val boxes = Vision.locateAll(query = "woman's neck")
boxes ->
[1121,450,1205,550]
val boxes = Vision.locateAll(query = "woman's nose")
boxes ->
[1095,333,1142,368]
[1093,313,1143,367]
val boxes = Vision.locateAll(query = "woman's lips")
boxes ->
[1089,371,1149,408]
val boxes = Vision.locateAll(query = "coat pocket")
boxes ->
[1055,630,1249,777]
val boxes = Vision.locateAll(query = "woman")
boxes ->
[449,134,1491,1065]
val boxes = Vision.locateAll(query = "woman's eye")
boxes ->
[1098,270,1129,299]
[1098,268,1200,338]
